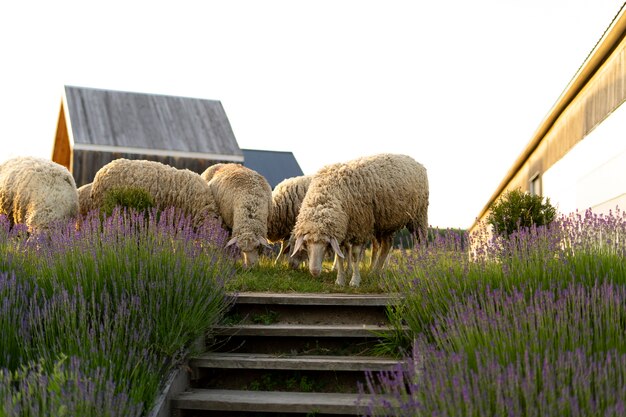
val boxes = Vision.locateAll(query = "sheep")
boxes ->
[268,175,365,271]
[0,156,79,233]
[77,182,94,216]
[89,158,219,228]
[201,163,273,268]
[267,175,313,268]
[291,153,429,287]
[201,163,228,182]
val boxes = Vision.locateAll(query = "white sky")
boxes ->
[1,0,624,229]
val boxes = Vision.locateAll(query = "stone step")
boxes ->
[190,352,400,372]
[213,323,400,338]
[172,389,369,415]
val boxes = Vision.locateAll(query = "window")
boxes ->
[530,173,542,197]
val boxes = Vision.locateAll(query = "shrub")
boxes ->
[487,188,556,237]
[101,187,155,217]
[367,207,626,416]
[0,207,235,413]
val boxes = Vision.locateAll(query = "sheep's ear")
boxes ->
[226,236,238,247]
[329,237,344,259]
[291,236,305,257]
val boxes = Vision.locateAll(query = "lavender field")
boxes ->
[1,204,625,416]
[0,208,236,416]
[364,208,626,416]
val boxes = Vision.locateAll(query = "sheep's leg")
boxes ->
[369,238,380,268]
[349,244,363,287]
[335,253,347,286]
[274,241,287,265]
[371,236,392,273]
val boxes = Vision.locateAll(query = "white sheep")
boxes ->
[291,153,429,287]
[267,175,313,268]
[0,156,79,233]
[201,163,273,268]
[77,182,94,216]
[90,158,219,228]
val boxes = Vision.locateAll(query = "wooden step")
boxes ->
[228,292,402,306]
[190,352,400,372]
[213,323,399,337]
[172,389,369,414]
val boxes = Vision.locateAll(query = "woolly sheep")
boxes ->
[269,174,356,271]
[77,182,94,216]
[0,156,79,233]
[90,158,219,228]
[292,153,429,287]
[201,163,228,182]
[267,175,313,268]
[201,163,273,268]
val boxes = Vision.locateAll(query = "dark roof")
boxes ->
[63,85,243,161]
[242,149,304,188]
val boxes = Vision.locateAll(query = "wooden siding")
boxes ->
[64,86,243,160]
[471,8,626,233]
[52,103,71,169]
[71,151,232,187]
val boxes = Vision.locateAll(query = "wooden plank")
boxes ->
[172,389,368,414]
[228,292,402,306]
[212,323,400,337]
[190,352,400,371]
[145,366,189,417]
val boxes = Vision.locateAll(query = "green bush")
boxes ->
[101,187,155,217]
[487,188,556,237]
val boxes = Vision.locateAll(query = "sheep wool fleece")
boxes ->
[90,158,219,227]
[294,153,429,246]
[0,156,79,232]
[202,163,272,252]
[268,174,313,243]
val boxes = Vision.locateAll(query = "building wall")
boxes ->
[471,27,626,233]
[543,101,626,215]
[71,150,230,187]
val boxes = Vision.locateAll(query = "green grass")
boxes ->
[227,252,390,294]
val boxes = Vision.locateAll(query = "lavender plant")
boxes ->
[0,207,236,413]
[366,208,626,416]
[0,356,143,417]
[363,342,626,417]
[384,208,626,341]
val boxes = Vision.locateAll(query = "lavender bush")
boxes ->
[0,207,236,414]
[0,356,144,417]
[385,208,626,341]
[365,208,626,416]
[363,342,626,417]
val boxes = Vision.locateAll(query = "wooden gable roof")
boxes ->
[54,86,244,164]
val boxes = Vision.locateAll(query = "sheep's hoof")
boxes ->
[335,278,346,286]
[349,279,361,288]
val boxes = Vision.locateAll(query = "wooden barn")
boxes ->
[52,86,244,187]
[471,3,626,234]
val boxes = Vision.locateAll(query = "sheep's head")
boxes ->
[291,234,343,277]
[226,232,270,268]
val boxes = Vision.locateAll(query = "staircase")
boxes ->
[170,292,403,416]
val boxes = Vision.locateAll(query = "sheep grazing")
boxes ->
[292,153,429,287]
[201,163,273,268]
[90,158,219,228]
[267,175,313,268]
[0,156,79,233]
[77,182,94,216]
